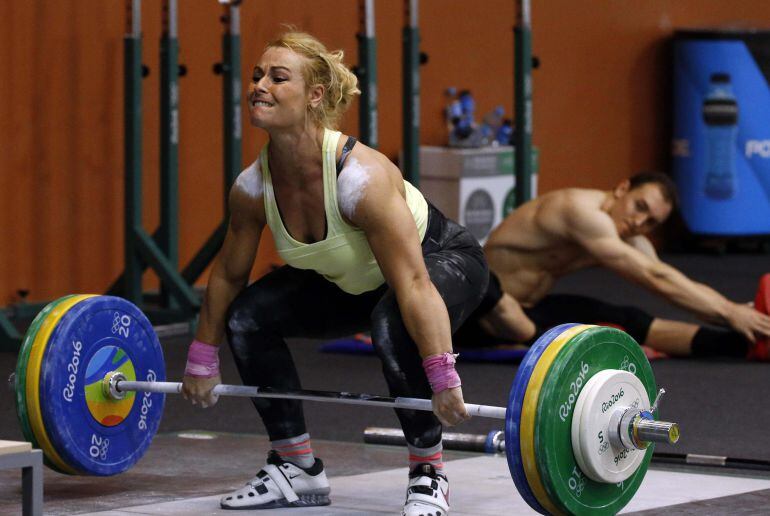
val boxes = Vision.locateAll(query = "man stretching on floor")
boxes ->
[454,172,770,359]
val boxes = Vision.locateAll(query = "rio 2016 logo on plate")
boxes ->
[84,346,136,427]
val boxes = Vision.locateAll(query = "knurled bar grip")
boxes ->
[116,380,508,419]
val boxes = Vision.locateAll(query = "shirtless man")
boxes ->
[454,172,770,358]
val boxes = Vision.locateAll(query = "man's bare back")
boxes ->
[484,188,610,306]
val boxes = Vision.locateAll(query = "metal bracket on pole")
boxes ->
[181,221,227,284]
[134,229,199,311]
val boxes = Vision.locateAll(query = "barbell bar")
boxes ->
[105,372,678,447]
[103,372,679,450]
[106,372,507,418]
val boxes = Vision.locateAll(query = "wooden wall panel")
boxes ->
[3,1,770,303]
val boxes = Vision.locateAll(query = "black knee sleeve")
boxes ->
[525,294,654,345]
[609,305,655,345]
[690,327,749,359]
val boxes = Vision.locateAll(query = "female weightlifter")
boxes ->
[180,30,488,515]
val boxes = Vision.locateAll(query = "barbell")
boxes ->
[12,294,679,515]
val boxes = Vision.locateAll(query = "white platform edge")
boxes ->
[79,454,770,515]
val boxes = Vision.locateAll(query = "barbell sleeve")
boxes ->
[113,377,508,420]
[635,419,680,445]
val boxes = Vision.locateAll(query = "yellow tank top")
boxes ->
[261,128,429,295]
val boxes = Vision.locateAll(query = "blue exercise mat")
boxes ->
[319,337,529,363]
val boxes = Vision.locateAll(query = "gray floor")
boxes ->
[1,253,769,514]
[71,456,770,515]
[3,432,770,515]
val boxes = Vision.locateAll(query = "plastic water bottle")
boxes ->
[445,87,462,121]
[456,90,476,139]
[702,72,739,200]
[496,118,513,146]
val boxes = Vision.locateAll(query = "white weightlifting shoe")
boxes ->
[401,463,450,516]
[220,451,331,510]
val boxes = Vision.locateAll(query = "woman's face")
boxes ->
[247,47,320,130]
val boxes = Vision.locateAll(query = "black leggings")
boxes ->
[524,294,654,345]
[225,205,488,449]
[453,271,654,348]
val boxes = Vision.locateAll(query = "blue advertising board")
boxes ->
[673,30,770,235]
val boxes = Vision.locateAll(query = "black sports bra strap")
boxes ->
[336,136,358,173]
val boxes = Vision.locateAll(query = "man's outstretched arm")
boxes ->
[564,204,770,342]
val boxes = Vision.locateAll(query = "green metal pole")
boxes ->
[357,0,378,148]
[181,221,227,284]
[402,0,420,186]
[124,0,143,305]
[514,0,534,206]
[160,0,180,308]
[134,230,200,311]
[222,2,242,200]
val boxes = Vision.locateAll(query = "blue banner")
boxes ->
[673,37,770,235]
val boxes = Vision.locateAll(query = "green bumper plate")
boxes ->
[535,326,657,515]
[15,295,76,473]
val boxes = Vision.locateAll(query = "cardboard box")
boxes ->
[419,145,538,243]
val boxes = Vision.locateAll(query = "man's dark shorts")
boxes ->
[453,271,654,347]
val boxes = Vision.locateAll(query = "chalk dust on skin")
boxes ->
[337,157,374,219]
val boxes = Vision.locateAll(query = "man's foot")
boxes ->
[401,463,450,516]
[220,451,330,510]
[748,274,770,361]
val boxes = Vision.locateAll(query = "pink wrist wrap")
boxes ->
[422,352,461,393]
[185,339,220,378]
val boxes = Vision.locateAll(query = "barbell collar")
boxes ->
[112,376,508,420]
[619,407,641,450]
[104,372,128,400]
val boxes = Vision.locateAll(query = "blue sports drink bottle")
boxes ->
[702,72,739,200]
